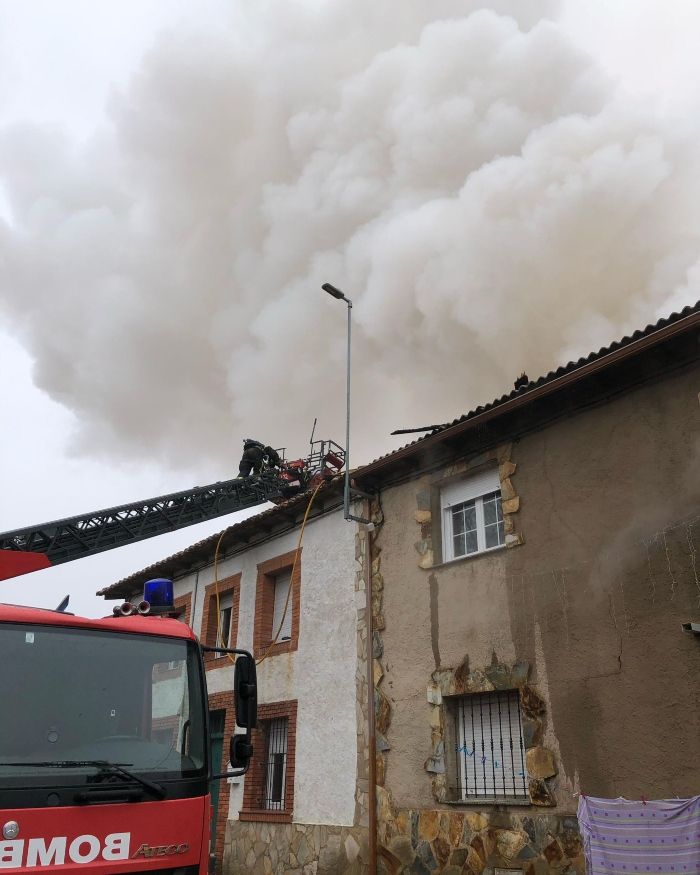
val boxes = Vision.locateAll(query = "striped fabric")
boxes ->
[578,795,700,875]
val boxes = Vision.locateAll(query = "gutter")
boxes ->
[358,308,700,481]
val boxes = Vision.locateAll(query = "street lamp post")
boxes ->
[323,282,377,875]
[322,282,369,524]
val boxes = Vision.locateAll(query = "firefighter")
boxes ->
[238,439,282,477]
[238,439,264,477]
[264,445,282,469]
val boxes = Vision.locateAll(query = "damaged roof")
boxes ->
[99,300,699,600]
[357,300,700,480]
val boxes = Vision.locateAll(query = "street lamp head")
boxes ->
[322,282,346,301]
[322,279,353,521]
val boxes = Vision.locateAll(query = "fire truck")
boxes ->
[0,439,345,873]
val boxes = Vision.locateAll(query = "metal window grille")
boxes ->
[262,718,288,810]
[454,690,528,800]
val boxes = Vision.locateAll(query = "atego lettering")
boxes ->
[132,842,189,858]
[0,833,130,868]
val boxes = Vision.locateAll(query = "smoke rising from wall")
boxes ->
[0,1,697,473]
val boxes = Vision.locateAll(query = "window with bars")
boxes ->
[450,690,528,801]
[272,571,293,642]
[240,700,296,822]
[262,718,288,810]
[441,469,504,562]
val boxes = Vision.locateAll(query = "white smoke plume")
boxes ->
[0,0,698,474]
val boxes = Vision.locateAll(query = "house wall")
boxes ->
[373,363,700,872]
[170,508,369,873]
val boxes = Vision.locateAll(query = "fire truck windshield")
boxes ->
[0,623,206,784]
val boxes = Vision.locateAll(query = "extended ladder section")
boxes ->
[0,439,345,582]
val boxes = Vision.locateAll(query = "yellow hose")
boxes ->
[213,480,325,665]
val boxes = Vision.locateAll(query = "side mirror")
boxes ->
[230,733,254,770]
[234,653,257,729]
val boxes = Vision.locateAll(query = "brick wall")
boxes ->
[240,699,298,824]
[253,550,301,659]
[173,592,192,625]
[208,690,236,872]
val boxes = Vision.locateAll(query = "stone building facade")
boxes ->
[97,304,699,874]
[99,482,372,874]
[355,305,700,874]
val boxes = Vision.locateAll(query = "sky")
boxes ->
[1,1,699,617]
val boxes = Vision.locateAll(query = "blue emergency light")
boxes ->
[143,578,174,609]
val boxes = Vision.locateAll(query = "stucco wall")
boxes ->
[378,362,700,813]
[173,508,359,827]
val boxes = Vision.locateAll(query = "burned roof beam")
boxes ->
[391,424,447,435]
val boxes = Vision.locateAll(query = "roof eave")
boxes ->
[357,306,700,481]
[97,478,345,599]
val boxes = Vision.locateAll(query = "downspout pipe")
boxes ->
[364,498,377,875]
[344,298,351,521]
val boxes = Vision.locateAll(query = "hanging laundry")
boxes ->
[578,794,700,874]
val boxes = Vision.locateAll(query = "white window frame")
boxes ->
[272,570,293,642]
[441,469,504,562]
[215,593,234,655]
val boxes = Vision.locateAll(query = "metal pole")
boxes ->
[344,299,352,520]
[322,282,370,525]
[322,283,375,871]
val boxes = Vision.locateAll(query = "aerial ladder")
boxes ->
[0,438,346,582]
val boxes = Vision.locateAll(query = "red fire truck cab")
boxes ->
[0,583,257,874]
